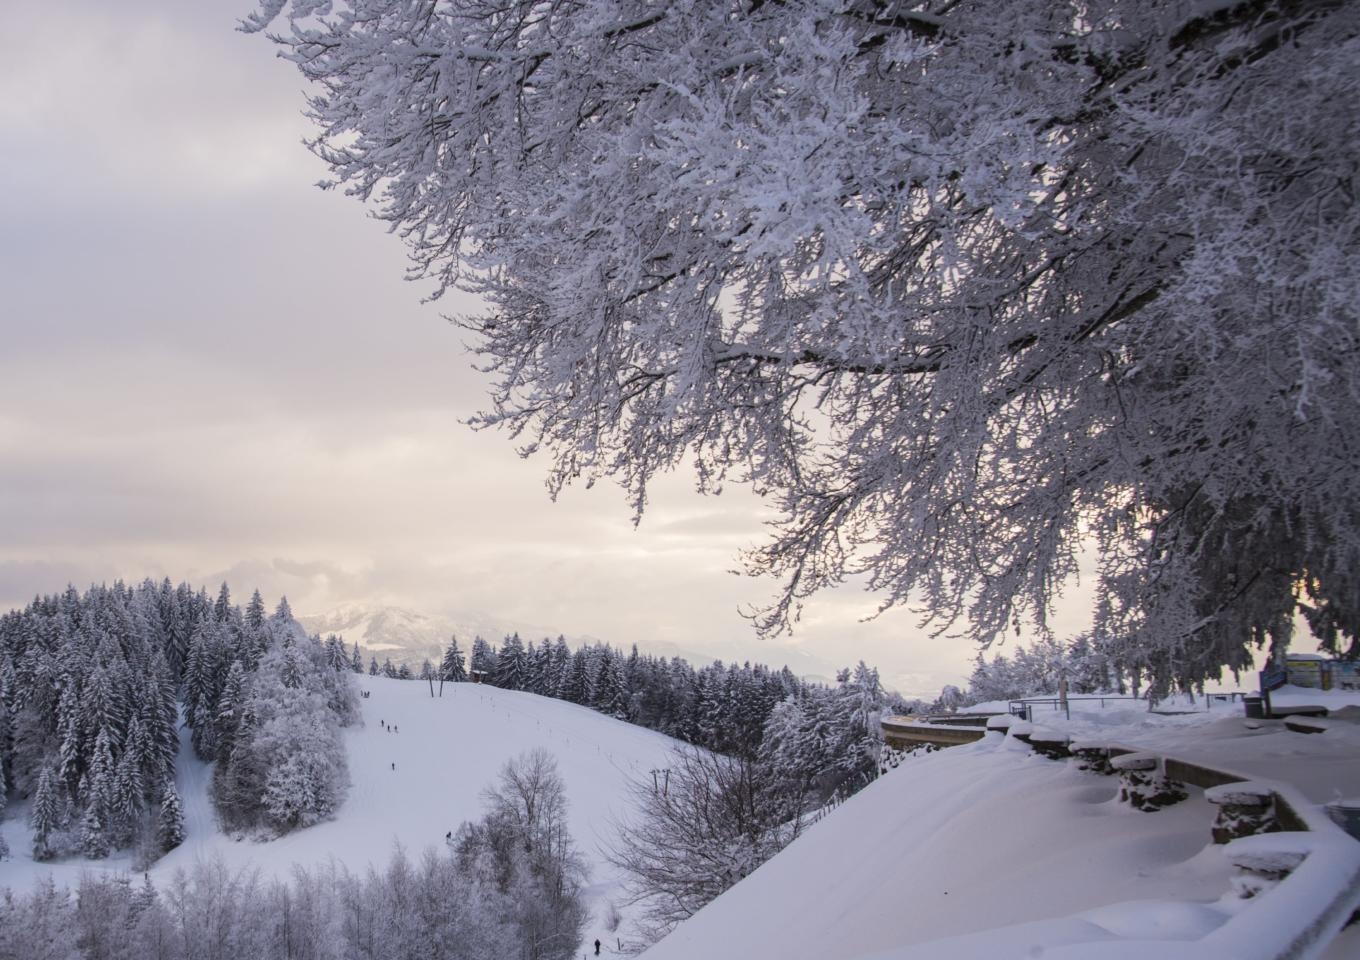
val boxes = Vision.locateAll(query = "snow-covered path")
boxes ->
[173,715,216,851]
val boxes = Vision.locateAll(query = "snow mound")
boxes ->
[639,734,1229,960]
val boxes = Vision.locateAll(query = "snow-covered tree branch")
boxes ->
[246,1,1360,684]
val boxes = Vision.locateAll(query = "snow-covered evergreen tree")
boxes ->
[469,636,496,679]
[29,764,59,860]
[557,649,591,706]
[213,582,233,623]
[0,758,9,862]
[281,636,303,690]
[592,649,630,720]
[440,636,467,683]
[493,633,527,690]
[157,782,185,852]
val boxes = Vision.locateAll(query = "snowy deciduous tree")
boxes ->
[247,0,1360,684]
[609,747,802,942]
[457,750,588,960]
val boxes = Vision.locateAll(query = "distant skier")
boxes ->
[594,939,601,955]
[391,762,396,771]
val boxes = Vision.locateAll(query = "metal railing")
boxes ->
[1008,692,1246,721]
[1008,695,1144,721]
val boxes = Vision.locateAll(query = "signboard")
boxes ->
[1260,664,1288,692]
[1285,656,1324,689]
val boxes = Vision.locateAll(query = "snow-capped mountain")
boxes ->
[299,602,845,684]
[297,603,580,667]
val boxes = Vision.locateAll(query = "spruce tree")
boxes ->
[350,641,364,673]
[323,635,348,672]
[0,761,9,861]
[281,637,303,689]
[470,636,496,679]
[549,636,571,690]
[494,634,527,690]
[215,660,248,760]
[80,803,110,859]
[523,639,549,695]
[441,637,467,682]
[592,649,628,719]
[213,582,233,622]
[81,726,117,857]
[245,590,267,630]
[558,650,591,706]
[30,764,59,860]
[112,740,145,846]
[157,783,185,852]
[130,873,159,918]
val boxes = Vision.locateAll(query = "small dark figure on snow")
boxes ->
[391,762,396,771]
[446,830,452,841]
[594,939,601,956]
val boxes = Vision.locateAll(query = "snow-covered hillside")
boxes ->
[0,675,682,948]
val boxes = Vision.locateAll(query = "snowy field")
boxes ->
[4,679,1358,958]
[641,696,1360,960]
[0,675,682,947]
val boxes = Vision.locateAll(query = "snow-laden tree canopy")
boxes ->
[245,1,1360,686]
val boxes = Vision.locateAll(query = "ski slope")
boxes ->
[0,675,683,946]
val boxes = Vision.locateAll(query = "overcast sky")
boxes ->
[0,2,1119,697]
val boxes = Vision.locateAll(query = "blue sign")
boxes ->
[1261,664,1288,692]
